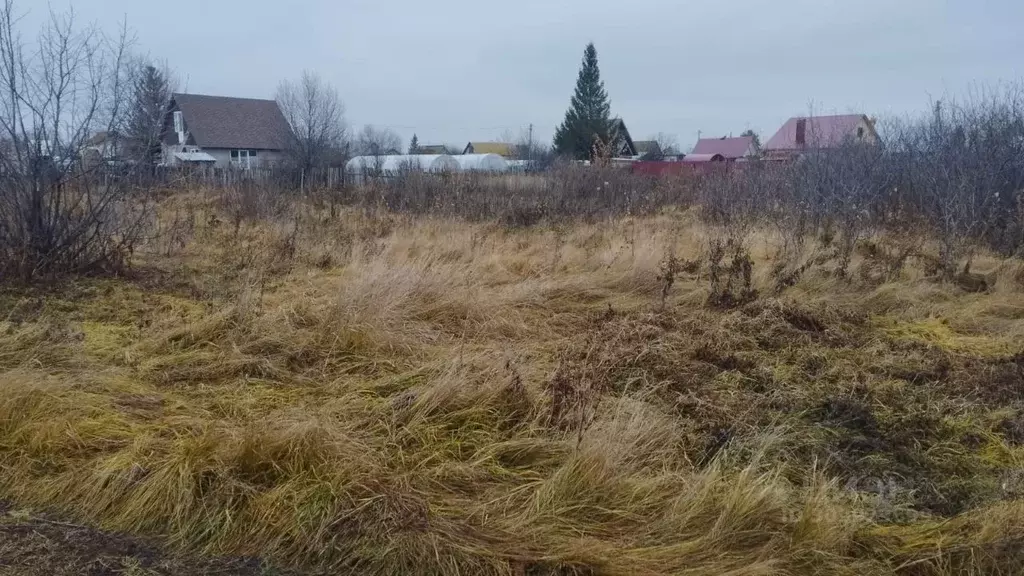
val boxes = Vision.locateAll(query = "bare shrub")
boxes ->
[221,178,290,233]
[793,141,893,276]
[657,252,681,309]
[696,167,761,306]
[343,163,693,225]
[706,237,758,308]
[0,1,151,281]
[887,90,1024,277]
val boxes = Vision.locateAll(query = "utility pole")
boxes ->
[527,123,533,163]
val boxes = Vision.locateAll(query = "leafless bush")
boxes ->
[342,164,693,225]
[792,140,894,276]
[887,89,1024,277]
[694,166,761,305]
[220,178,290,233]
[656,252,681,309]
[705,236,757,308]
[0,1,152,281]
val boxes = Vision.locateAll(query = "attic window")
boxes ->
[857,127,865,139]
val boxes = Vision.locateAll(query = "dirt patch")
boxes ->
[0,503,298,576]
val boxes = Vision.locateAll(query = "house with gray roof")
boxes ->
[161,93,291,169]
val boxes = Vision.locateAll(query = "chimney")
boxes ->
[795,119,807,147]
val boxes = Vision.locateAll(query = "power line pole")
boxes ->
[527,123,533,162]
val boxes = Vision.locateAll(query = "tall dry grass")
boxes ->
[1,189,1024,575]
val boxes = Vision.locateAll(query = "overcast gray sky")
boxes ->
[31,0,1024,150]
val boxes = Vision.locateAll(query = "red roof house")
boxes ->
[692,136,756,160]
[763,114,878,158]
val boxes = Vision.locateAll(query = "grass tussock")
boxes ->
[2,191,1024,575]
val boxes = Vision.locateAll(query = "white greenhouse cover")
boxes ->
[452,153,508,172]
[346,154,458,174]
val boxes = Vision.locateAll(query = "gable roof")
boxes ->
[633,140,663,157]
[464,142,514,157]
[611,119,636,157]
[764,114,875,152]
[692,136,754,159]
[171,93,291,150]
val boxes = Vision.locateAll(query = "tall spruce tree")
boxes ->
[127,64,172,165]
[408,134,419,154]
[553,43,612,160]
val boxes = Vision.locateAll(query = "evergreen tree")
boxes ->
[127,64,172,165]
[408,134,419,154]
[553,43,612,160]
[741,129,762,154]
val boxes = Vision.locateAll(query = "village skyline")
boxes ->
[25,0,1023,148]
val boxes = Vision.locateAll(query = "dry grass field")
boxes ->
[2,189,1024,575]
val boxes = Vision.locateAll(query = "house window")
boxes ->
[231,149,259,168]
[173,111,183,134]
[857,127,865,139]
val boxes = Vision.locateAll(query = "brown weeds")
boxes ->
[0,191,1023,575]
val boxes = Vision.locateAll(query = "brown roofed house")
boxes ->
[763,114,878,159]
[161,93,292,168]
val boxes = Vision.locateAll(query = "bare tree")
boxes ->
[651,132,679,156]
[0,0,149,280]
[276,70,347,174]
[511,127,554,169]
[355,124,401,157]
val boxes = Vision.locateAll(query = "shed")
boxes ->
[453,154,508,172]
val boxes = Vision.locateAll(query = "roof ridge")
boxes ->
[173,92,276,103]
[789,113,867,120]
